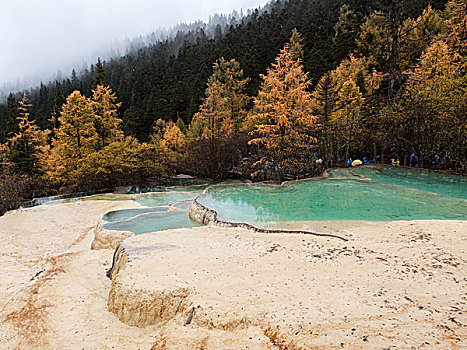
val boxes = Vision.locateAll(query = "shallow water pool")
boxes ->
[197,166,467,225]
[101,188,206,234]
[103,206,201,234]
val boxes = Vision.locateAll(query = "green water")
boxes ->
[103,207,170,223]
[102,188,204,234]
[353,167,467,199]
[103,209,201,234]
[197,166,467,224]
[135,191,202,207]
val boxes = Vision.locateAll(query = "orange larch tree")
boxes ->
[332,80,364,162]
[443,0,467,73]
[403,39,466,167]
[161,120,186,153]
[90,85,123,149]
[248,29,316,179]
[47,91,98,187]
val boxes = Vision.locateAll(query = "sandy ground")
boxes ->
[0,199,466,349]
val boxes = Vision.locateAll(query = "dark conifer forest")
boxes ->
[1,0,465,214]
[1,0,449,141]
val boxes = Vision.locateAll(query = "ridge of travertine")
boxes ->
[189,195,348,241]
[91,218,134,250]
[2,198,464,348]
[106,239,193,327]
[104,222,466,349]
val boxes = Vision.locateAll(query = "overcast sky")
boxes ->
[0,0,267,90]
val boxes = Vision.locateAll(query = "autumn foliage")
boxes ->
[0,1,466,209]
[248,29,317,179]
[186,57,250,179]
[46,86,166,191]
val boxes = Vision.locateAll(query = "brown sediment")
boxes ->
[3,252,73,349]
[107,279,190,327]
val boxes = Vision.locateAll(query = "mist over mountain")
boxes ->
[0,14,242,98]
[0,0,452,143]
[0,0,267,97]
[1,0,464,217]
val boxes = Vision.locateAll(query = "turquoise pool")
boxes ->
[197,166,467,224]
[101,167,466,234]
[101,187,205,234]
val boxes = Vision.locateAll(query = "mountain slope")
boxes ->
[0,0,447,142]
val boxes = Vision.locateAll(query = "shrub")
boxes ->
[0,172,30,215]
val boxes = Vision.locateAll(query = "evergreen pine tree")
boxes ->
[176,117,187,134]
[71,69,80,90]
[53,81,65,129]
[8,93,47,175]
[6,93,19,138]
[94,58,106,87]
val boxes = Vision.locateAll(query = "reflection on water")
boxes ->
[102,189,205,234]
[103,208,201,234]
[135,191,202,207]
[103,207,171,222]
[197,166,467,224]
[354,166,467,199]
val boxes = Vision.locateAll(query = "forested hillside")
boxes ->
[1,0,465,214]
[1,0,448,141]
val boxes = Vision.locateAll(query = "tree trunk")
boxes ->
[345,118,354,161]
[373,142,377,164]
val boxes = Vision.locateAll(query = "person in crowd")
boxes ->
[410,153,419,168]
[433,154,440,169]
